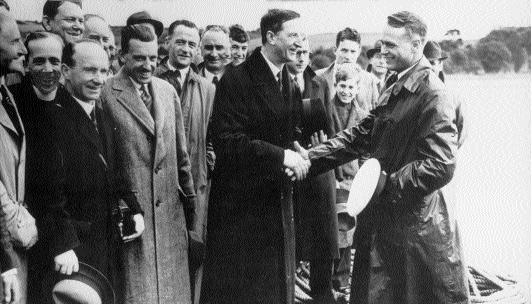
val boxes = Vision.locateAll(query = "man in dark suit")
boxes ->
[201,9,310,304]
[8,31,68,302]
[154,19,215,303]
[35,40,113,304]
[286,37,342,303]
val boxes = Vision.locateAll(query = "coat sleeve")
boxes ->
[210,70,285,174]
[0,180,17,272]
[384,89,459,204]
[308,114,373,176]
[174,90,197,211]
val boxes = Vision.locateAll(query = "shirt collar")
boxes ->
[167,60,190,78]
[72,95,95,117]
[260,50,284,81]
[203,68,223,84]
[129,76,149,96]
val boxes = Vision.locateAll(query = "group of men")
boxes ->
[0,0,468,303]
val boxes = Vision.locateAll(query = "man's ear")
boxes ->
[266,31,276,45]
[42,16,52,31]
[411,37,423,54]
[61,63,71,80]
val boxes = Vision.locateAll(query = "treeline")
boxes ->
[308,27,531,74]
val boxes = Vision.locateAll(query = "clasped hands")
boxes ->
[283,131,327,181]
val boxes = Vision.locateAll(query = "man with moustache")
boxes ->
[317,28,379,111]
[42,0,84,44]
[0,5,37,303]
[228,24,249,67]
[286,37,341,303]
[154,19,215,303]
[198,25,230,85]
[293,11,469,304]
[200,9,309,304]
[101,24,196,304]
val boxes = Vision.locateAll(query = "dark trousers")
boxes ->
[332,245,352,291]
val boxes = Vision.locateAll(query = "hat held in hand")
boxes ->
[52,262,115,304]
[346,158,387,217]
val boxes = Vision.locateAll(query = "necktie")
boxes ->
[168,70,182,97]
[212,76,219,86]
[140,84,152,113]
[277,72,283,93]
[293,76,303,94]
[90,108,98,133]
[1,85,23,138]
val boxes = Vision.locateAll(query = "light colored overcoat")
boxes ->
[101,70,195,304]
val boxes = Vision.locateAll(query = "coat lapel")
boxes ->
[113,72,155,135]
[246,49,285,119]
[0,88,23,137]
[150,79,168,166]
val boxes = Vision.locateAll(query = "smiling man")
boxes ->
[101,23,196,304]
[200,9,310,304]
[83,14,113,60]
[154,19,215,303]
[198,25,230,85]
[42,0,84,44]
[294,11,469,304]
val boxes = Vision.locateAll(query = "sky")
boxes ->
[10,0,531,40]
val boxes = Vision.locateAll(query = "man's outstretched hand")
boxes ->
[283,141,310,181]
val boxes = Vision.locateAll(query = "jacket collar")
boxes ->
[391,56,432,95]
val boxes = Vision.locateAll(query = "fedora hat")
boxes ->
[423,40,448,61]
[366,40,383,59]
[51,262,115,304]
[126,11,164,37]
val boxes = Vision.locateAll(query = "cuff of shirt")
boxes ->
[1,268,17,277]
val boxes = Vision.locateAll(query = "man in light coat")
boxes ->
[154,19,215,304]
[0,5,37,304]
[101,23,196,304]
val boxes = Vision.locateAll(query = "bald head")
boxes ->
[84,15,113,59]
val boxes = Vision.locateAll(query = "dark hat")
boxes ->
[46,0,82,7]
[366,40,383,59]
[51,262,115,304]
[126,11,164,37]
[423,40,448,61]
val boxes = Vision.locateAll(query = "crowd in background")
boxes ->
[0,0,466,303]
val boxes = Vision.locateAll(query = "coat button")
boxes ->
[155,200,161,207]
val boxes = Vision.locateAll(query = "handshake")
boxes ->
[283,131,327,181]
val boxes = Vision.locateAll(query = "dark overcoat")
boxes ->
[309,57,469,304]
[101,71,196,304]
[294,67,339,261]
[200,48,300,304]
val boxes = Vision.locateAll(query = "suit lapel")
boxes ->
[113,73,155,135]
[61,93,107,168]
